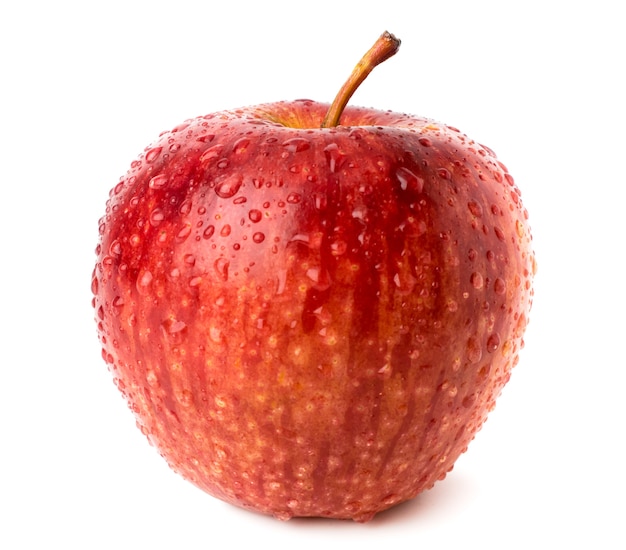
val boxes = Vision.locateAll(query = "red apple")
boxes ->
[92,32,535,522]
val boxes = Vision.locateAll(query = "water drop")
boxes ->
[252,232,265,243]
[248,209,262,223]
[150,208,165,226]
[91,274,99,295]
[179,200,192,215]
[136,270,153,291]
[282,137,311,153]
[145,147,163,163]
[199,144,224,164]
[162,318,188,339]
[184,254,196,266]
[418,137,432,147]
[314,193,327,210]
[467,200,483,217]
[470,272,484,290]
[217,158,230,169]
[214,257,229,281]
[233,137,250,154]
[112,295,124,313]
[203,225,215,239]
[396,167,424,193]
[352,205,367,221]
[487,333,501,353]
[324,143,345,173]
[215,176,243,198]
[286,192,301,204]
[330,239,347,256]
[149,174,168,189]
[109,239,122,256]
[466,337,482,364]
[494,277,506,295]
[437,168,451,180]
[196,133,215,144]
[220,224,231,237]
[494,226,506,241]
[177,224,192,241]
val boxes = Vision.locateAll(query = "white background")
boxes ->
[2,1,624,547]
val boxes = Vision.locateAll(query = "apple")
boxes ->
[92,32,535,522]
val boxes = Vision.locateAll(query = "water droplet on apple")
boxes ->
[179,200,192,215]
[203,225,215,239]
[286,192,301,204]
[149,174,168,189]
[150,208,165,226]
[91,273,99,295]
[220,224,231,237]
[112,296,124,313]
[466,337,482,364]
[162,318,188,344]
[314,193,327,210]
[437,168,451,180]
[396,166,424,193]
[470,272,484,290]
[215,176,243,198]
[289,233,311,246]
[252,232,265,243]
[494,277,506,295]
[487,333,501,352]
[418,137,432,147]
[145,147,163,163]
[276,269,287,295]
[273,510,293,521]
[494,226,506,242]
[330,239,347,256]
[177,223,192,241]
[352,205,367,221]
[282,137,311,153]
[199,144,224,164]
[233,137,250,154]
[324,143,345,173]
[505,173,516,187]
[467,200,483,217]
[248,209,262,223]
[214,257,229,281]
[136,270,153,292]
[109,239,122,256]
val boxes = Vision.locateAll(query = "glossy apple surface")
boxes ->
[92,99,534,521]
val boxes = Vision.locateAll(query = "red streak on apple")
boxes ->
[92,33,535,522]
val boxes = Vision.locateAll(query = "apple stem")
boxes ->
[321,31,401,128]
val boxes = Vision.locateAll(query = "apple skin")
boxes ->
[92,100,535,522]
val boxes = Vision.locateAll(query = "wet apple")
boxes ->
[92,32,535,521]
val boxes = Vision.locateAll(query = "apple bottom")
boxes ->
[111,289,511,522]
